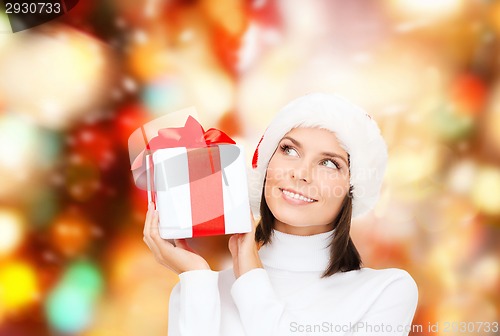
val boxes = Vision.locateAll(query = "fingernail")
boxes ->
[148,202,154,210]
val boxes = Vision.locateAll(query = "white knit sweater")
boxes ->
[168,229,418,336]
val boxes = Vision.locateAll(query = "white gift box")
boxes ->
[146,144,252,239]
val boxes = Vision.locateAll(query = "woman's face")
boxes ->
[264,127,351,236]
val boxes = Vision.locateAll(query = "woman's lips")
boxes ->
[279,188,317,205]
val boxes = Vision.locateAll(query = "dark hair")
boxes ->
[255,183,362,278]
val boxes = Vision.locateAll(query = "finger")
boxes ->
[250,209,258,227]
[143,204,161,255]
[149,210,170,245]
[244,212,258,238]
[143,204,155,238]
[228,235,240,278]
[228,234,239,257]
[147,211,175,256]
[143,202,155,236]
[249,210,259,236]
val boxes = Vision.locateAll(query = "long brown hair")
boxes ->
[255,183,362,278]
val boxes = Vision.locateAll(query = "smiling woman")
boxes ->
[143,92,418,336]
[264,128,351,236]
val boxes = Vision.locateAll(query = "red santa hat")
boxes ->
[249,92,388,219]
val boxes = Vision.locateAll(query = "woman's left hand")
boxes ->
[228,211,263,279]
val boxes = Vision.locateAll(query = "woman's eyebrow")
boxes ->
[281,136,349,166]
[281,136,302,148]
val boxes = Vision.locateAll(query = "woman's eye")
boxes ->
[321,159,340,169]
[280,144,298,157]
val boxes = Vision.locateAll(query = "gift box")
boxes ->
[130,113,252,239]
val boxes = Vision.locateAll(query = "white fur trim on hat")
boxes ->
[249,92,388,219]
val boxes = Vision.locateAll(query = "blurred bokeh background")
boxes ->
[0,0,499,335]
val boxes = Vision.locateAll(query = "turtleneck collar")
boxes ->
[258,229,334,272]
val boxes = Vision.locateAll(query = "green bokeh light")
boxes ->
[46,283,94,334]
[45,261,104,333]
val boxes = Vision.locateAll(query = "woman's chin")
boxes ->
[273,220,332,235]
[273,214,310,228]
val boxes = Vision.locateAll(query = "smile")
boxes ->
[280,188,317,203]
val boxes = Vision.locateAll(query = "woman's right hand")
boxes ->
[143,202,211,274]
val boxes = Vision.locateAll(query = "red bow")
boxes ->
[131,116,235,171]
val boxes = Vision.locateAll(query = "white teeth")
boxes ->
[282,189,315,203]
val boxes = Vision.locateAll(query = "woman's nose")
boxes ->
[290,162,312,183]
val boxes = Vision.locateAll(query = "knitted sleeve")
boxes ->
[168,270,221,336]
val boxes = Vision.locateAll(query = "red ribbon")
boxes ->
[131,115,235,171]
